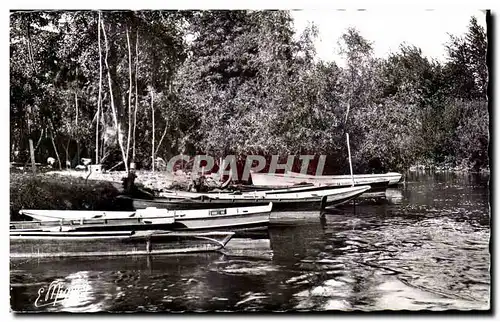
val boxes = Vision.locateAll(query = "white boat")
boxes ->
[287,171,403,186]
[250,171,402,187]
[18,209,166,222]
[18,203,273,231]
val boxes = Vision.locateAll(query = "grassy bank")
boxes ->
[10,172,133,221]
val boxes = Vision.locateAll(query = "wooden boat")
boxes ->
[17,208,175,222]
[127,185,371,211]
[229,183,315,192]
[11,212,178,232]
[286,171,403,186]
[17,203,273,231]
[10,230,235,258]
[231,179,389,194]
[250,171,401,187]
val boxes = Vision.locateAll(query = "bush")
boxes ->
[10,172,133,221]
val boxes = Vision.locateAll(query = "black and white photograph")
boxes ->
[8,6,491,313]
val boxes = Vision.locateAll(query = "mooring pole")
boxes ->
[346,133,354,186]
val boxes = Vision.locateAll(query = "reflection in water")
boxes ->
[10,172,490,312]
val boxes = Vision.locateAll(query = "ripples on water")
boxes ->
[10,172,490,312]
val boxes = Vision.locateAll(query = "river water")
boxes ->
[10,172,490,312]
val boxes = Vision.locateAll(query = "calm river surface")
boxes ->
[10,172,490,312]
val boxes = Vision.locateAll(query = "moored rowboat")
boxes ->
[232,180,389,194]
[18,208,175,222]
[128,185,371,210]
[250,171,401,187]
[286,171,403,186]
[18,203,273,231]
[10,230,235,258]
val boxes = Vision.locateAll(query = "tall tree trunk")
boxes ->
[100,93,106,163]
[101,14,129,173]
[24,129,44,166]
[63,138,71,169]
[75,65,79,128]
[26,22,36,136]
[345,100,350,123]
[96,11,102,165]
[26,28,34,70]
[51,132,62,171]
[155,124,168,156]
[34,129,44,151]
[29,139,36,174]
[151,90,155,172]
[132,30,139,163]
[75,89,79,165]
[155,82,171,157]
[125,27,132,168]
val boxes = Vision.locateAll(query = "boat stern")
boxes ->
[387,172,403,185]
[323,185,371,209]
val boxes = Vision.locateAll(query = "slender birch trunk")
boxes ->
[26,26,35,70]
[33,129,44,152]
[132,30,139,163]
[155,124,168,156]
[75,67,78,126]
[26,22,37,137]
[101,15,129,173]
[64,139,71,169]
[155,82,171,156]
[24,129,44,167]
[29,139,36,174]
[75,92,78,125]
[51,133,62,171]
[96,11,102,164]
[125,27,132,168]
[101,94,105,163]
[75,87,79,165]
[151,90,155,172]
[345,100,350,123]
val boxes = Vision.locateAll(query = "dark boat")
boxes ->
[10,229,235,258]
[122,185,371,211]
[232,179,390,194]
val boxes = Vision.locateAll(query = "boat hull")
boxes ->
[234,180,389,194]
[251,171,402,187]
[130,185,371,211]
[10,230,234,258]
[175,210,270,230]
[132,198,324,211]
[286,171,403,186]
[17,204,273,232]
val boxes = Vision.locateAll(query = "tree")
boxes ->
[445,16,487,100]
[9,11,489,174]
[175,10,304,158]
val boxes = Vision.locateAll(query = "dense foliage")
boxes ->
[10,10,489,175]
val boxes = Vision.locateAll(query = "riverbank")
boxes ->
[45,169,184,191]
[9,168,213,220]
[9,172,129,221]
[408,160,490,174]
[10,166,191,191]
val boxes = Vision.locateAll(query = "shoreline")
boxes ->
[407,165,490,174]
